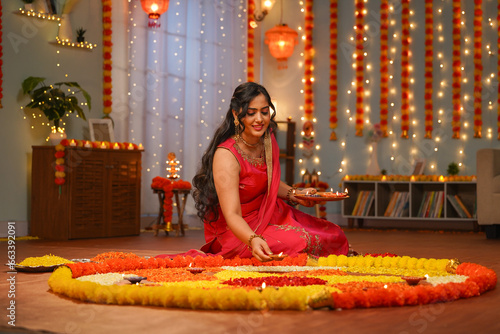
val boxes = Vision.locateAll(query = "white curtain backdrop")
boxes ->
[126,0,248,222]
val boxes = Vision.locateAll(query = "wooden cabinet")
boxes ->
[31,146,143,240]
[342,180,477,228]
[276,120,296,185]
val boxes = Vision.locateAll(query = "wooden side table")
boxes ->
[152,188,191,236]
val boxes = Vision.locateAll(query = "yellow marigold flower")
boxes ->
[337,255,348,267]
[374,256,383,268]
[416,258,427,269]
[55,158,65,165]
[55,171,66,178]
[407,257,418,269]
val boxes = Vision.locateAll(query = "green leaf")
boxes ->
[21,76,46,94]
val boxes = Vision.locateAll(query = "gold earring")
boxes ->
[234,118,240,135]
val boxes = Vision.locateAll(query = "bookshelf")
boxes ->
[342,180,477,228]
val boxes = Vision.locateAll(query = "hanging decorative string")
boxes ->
[102,0,113,116]
[400,0,410,139]
[329,0,338,140]
[424,0,433,139]
[247,0,255,82]
[379,0,389,138]
[498,0,500,140]
[354,0,364,137]
[0,1,3,109]
[304,0,314,121]
[452,0,461,139]
[473,0,483,138]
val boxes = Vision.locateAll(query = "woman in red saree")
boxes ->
[157,82,349,261]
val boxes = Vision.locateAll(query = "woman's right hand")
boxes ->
[250,237,273,262]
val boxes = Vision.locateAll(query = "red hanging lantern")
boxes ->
[264,24,298,70]
[140,0,169,28]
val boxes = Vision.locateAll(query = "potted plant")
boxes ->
[21,76,91,143]
[76,27,86,43]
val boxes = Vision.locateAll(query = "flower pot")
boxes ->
[49,130,67,145]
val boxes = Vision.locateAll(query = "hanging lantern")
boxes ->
[140,0,169,28]
[264,24,298,70]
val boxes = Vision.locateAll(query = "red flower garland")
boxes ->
[54,139,69,186]
[379,0,389,138]
[0,1,3,108]
[66,253,310,279]
[304,0,314,121]
[473,0,483,138]
[424,0,433,139]
[354,0,365,137]
[452,0,462,139]
[400,0,410,139]
[102,0,112,115]
[151,177,174,225]
[247,0,255,83]
[331,262,497,309]
[329,0,338,141]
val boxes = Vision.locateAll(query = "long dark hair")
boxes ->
[192,82,277,222]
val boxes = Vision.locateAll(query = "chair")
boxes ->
[476,148,500,238]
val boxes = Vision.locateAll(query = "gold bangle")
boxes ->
[248,234,266,247]
[287,187,298,206]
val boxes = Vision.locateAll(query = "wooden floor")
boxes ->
[1,216,499,334]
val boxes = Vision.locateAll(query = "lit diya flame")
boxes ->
[256,282,266,292]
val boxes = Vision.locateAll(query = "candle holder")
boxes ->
[401,276,426,286]
[123,276,147,284]
[186,267,205,274]
[269,254,288,261]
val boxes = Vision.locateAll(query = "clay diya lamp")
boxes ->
[269,252,288,261]
[123,276,147,284]
[401,276,427,286]
[187,267,206,274]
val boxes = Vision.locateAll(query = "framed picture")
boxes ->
[412,159,426,175]
[89,119,114,142]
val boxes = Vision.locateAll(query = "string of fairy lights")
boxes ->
[127,0,247,180]
[317,0,500,181]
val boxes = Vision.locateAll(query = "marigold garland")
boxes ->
[354,0,365,137]
[452,0,462,139]
[424,0,433,139]
[48,252,496,311]
[151,177,192,225]
[329,0,338,141]
[379,0,389,138]
[473,0,483,138]
[247,0,255,82]
[304,0,314,121]
[102,0,112,116]
[400,0,410,139]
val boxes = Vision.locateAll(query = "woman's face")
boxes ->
[236,93,271,141]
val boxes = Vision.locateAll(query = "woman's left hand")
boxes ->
[292,188,317,207]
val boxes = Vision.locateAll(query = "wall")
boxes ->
[258,1,500,215]
[0,0,103,235]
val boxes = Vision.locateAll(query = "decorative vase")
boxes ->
[366,142,380,175]
[49,129,67,145]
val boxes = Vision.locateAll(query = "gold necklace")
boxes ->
[237,134,261,148]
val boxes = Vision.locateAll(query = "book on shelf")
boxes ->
[351,190,374,216]
[417,191,444,218]
[454,194,472,218]
[447,194,470,218]
[383,191,409,217]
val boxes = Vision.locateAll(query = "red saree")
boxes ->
[157,134,349,259]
